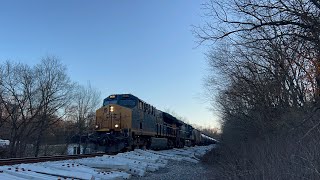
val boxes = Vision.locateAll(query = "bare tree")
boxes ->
[195,1,320,178]
[195,0,320,138]
[32,57,75,157]
[0,65,10,129]
[195,0,320,103]
[66,83,100,154]
[0,57,75,157]
[0,61,38,157]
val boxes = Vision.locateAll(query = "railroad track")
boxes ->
[0,145,214,179]
[0,152,117,166]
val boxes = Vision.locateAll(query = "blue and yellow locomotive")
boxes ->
[89,94,215,152]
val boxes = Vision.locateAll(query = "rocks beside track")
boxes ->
[0,145,215,180]
[131,160,215,180]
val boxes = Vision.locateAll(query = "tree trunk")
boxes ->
[34,129,44,157]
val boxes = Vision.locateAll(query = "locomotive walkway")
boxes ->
[0,145,214,180]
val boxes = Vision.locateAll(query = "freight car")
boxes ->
[88,94,215,152]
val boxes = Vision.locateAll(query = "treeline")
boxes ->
[0,57,100,158]
[196,0,320,179]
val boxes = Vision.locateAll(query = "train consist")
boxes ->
[89,94,216,152]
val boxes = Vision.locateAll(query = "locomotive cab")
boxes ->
[92,94,137,152]
[95,94,136,132]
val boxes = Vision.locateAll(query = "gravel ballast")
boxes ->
[131,160,215,180]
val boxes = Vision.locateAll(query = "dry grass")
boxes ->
[202,133,320,180]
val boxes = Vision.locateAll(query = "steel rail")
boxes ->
[0,152,117,166]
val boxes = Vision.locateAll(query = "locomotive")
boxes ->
[89,94,215,152]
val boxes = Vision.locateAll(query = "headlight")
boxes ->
[95,125,99,129]
[110,106,114,112]
[115,124,119,128]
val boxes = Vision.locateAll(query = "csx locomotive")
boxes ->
[89,94,215,152]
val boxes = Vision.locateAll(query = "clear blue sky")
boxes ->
[0,0,219,128]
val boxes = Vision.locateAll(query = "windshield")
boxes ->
[103,99,117,106]
[119,99,136,108]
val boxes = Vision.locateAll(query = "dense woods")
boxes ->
[0,57,100,158]
[196,0,320,179]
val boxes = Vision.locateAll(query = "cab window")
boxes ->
[119,99,136,108]
[103,99,117,106]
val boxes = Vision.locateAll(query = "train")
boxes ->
[88,94,216,152]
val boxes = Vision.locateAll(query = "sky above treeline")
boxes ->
[0,0,220,129]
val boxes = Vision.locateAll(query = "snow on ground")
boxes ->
[0,145,215,180]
